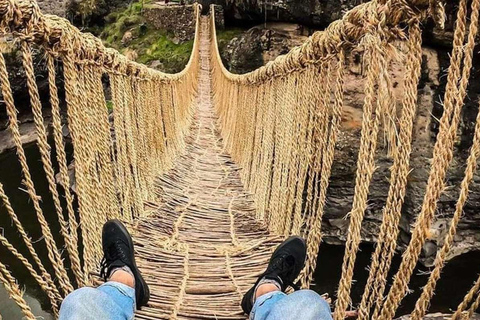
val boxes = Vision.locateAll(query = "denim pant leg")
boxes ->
[251,290,332,320]
[59,281,136,320]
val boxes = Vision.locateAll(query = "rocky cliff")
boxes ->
[204,0,463,47]
[324,47,480,266]
[220,20,480,266]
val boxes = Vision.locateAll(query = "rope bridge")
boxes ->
[0,0,479,318]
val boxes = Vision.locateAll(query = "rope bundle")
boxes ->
[209,0,480,319]
[0,0,200,315]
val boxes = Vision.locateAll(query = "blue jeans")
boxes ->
[251,290,333,320]
[59,284,331,320]
[59,282,135,320]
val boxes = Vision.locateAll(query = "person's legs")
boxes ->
[241,236,332,320]
[250,290,332,320]
[59,220,150,320]
[59,281,135,320]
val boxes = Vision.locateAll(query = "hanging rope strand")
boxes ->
[379,0,480,316]
[46,54,85,287]
[452,274,480,320]
[358,20,423,320]
[0,261,36,320]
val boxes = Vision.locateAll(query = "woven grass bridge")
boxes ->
[0,0,480,319]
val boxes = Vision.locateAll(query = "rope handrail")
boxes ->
[208,0,480,319]
[0,0,201,80]
[0,0,201,315]
[208,0,443,84]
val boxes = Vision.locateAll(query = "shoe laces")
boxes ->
[100,239,128,281]
[269,254,301,291]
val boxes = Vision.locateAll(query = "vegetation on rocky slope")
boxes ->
[97,0,242,73]
[216,28,244,52]
[98,1,192,73]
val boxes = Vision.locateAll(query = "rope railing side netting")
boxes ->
[209,0,480,319]
[0,0,201,317]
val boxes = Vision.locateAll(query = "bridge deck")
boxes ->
[131,18,282,319]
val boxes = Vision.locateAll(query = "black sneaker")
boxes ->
[100,219,150,309]
[241,236,307,314]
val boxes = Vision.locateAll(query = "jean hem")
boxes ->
[99,281,136,314]
[250,291,285,320]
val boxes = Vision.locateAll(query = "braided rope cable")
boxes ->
[334,32,385,320]
[0,183,61,311]
[0,261,36,319]
[0,0,201,313]
[281,72,305,235]
[75,64,104,272]
[0,51,72,295]
[299,61,331,243]
[303,52,345,287]
[207,1,443,305]
[358,20,423,320]
[411,2,480,317]
[466,289,480,319]
[452,274,480,320]
[0,231,59,314]
[90,66,121,220]
[124,76,144,219]
[0,0,201,80]
[379,0,480,316]
[290,66,316,236]
[268,76,289,233]
[62,54,97,276]
[46,54,85,287]
[82,65,111,227]
[21,41,74,294]
[209,0,432,85]
[1,0,470,316]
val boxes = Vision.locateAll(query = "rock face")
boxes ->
[209,0,464,48]
[69,0,131,21]
[222,22,306,74]
[221,23,480,265]
[221,27,264,73]
[143,4,225,42]
[221,0,355,27]
[36,0,130,21]
[36,0,71,17]
[198,0,370,28]
[143,4,197,42]
[0,111,52,155]
[323,45,480,266]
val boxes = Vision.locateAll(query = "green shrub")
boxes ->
[98,1,195,72]
[106,100,114,111]
[216,28,244,51]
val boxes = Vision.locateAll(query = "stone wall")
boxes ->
[143,4,197,42]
